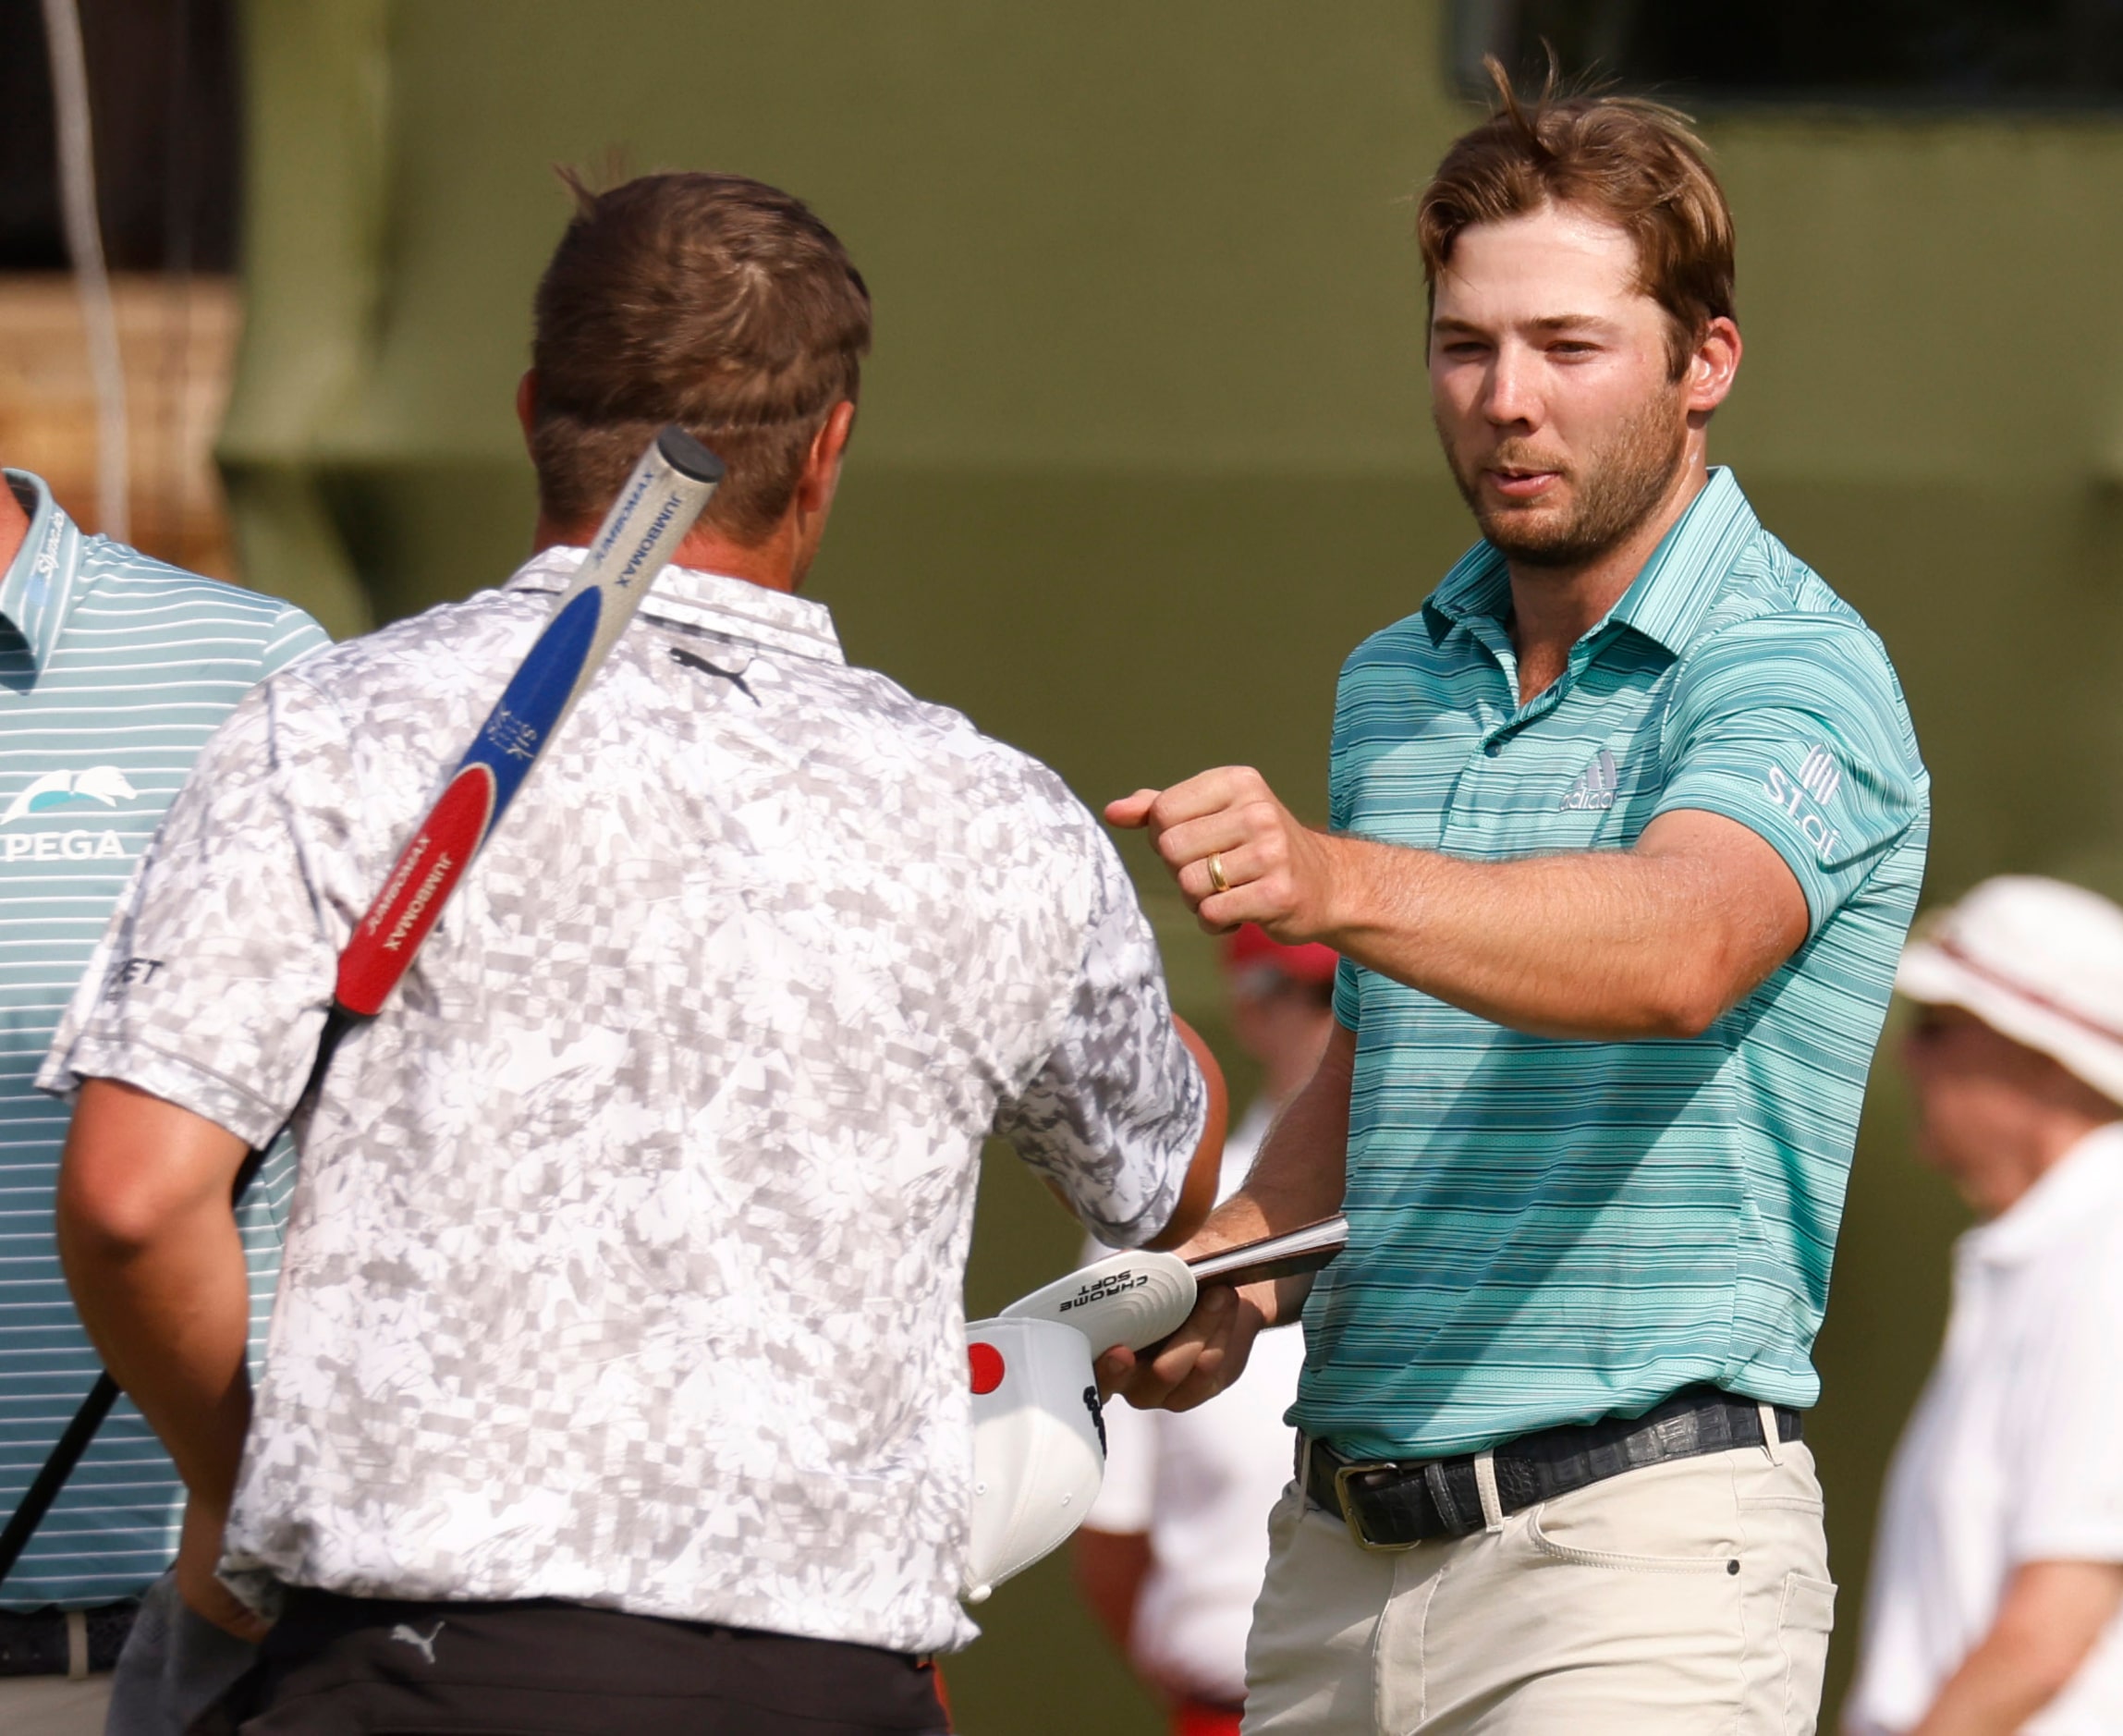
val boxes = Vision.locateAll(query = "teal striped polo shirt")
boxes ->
[0,471,325,1609]
[1297,468,1928,1460]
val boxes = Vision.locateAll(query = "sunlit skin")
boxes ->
[0,473,27,570]
[1097,204,1799,1414]
[1427,202,1739,699]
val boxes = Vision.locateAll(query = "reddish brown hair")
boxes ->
[1417,59,1734,378]
[531,171,872,545]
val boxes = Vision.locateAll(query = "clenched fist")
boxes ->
[1106,766,1339,941]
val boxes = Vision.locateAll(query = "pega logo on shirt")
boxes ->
[1763,745,1843,862]
[2,766,138,825]
[1,766,140,862]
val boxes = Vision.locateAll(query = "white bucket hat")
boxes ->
[1897,874,2123,1106]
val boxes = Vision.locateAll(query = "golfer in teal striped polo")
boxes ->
[1105,76,1927,1736]
[0,470,324,1734]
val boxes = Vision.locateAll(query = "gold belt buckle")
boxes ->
[1332,1459,1421,1554]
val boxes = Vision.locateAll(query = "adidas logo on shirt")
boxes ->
[1559,749,1619,812]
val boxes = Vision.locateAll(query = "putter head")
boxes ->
[999,1247,1198,1353]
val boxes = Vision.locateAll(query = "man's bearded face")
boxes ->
[1438,376,1688,569]
[1427,203,1697,570]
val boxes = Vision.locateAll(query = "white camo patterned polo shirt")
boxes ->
[43,550,1206,1654]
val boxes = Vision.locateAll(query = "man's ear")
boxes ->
[515,371,539,447]
[1684,317,1741,417]
[794,400,858,518]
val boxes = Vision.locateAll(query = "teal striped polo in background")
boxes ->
[1296,468,1929,1461]
[0,471,325,1609]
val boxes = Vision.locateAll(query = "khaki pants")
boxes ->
[1243,1440,1836,1736]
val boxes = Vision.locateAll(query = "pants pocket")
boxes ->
[1525,1503,1736,1572]
[1777,1571,1836,1735]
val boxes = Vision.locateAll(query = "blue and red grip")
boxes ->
[335,587,604,1016]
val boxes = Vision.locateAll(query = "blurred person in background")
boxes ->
[1074,926,1337,1736]
[1846,877,2123,1736]
[0,470,324,1736]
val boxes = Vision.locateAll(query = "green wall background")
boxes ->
[220,5,2123,1728]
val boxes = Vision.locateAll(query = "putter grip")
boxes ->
[656,425,725,483]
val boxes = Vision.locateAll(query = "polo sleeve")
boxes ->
[992,822,1207,1250]
[39,670,359,1147]
[1653,615,1925,935]
[258,602,332,675]
[2006,1234,2123,1565]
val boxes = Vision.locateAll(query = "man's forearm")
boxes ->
[1912,1636,2076,1736]
[1190,1022,1352,1326]
[1142,1015,1228,1252]
[1907,1560,2123,1736]
[63,1206,253,1507]
[1318,828,1783,1039]
[1111,774,1810,1043]
[56,1081,256,1510]
[1310,798,1812,1040]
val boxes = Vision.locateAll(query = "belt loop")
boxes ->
[1297,1432,1312,1498]
[1473,1448,1505,1533]
[65,1608,88,1680]
[1757,1402,1784,1467]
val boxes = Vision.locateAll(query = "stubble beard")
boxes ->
[1440,384,1690,569]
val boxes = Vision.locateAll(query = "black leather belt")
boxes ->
[1304,1386,1802,1551]
[0,1597,138,1677]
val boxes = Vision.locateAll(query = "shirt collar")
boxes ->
[1959,1122,2123,1268]
[1421,467,1760,659]
[1,470,80,676]
[506,547,846,666]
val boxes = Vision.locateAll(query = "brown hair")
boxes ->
[1417,59,1734,378]
[530,171,872,544]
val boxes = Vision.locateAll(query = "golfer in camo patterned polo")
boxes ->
[40,172,1228,1735]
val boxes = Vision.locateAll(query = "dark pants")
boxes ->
[203,1591,949,1735]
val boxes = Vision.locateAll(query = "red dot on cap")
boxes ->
[969,1341,1005,1395]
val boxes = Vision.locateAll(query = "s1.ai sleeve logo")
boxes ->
[1763,746,1842,861]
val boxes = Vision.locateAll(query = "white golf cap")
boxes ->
[960,1315,1105,1606]
[1897,875,2123,1106]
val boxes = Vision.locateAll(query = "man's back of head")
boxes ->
[526,172,872,549]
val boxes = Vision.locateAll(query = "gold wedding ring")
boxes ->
[1206,851,1231,895]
